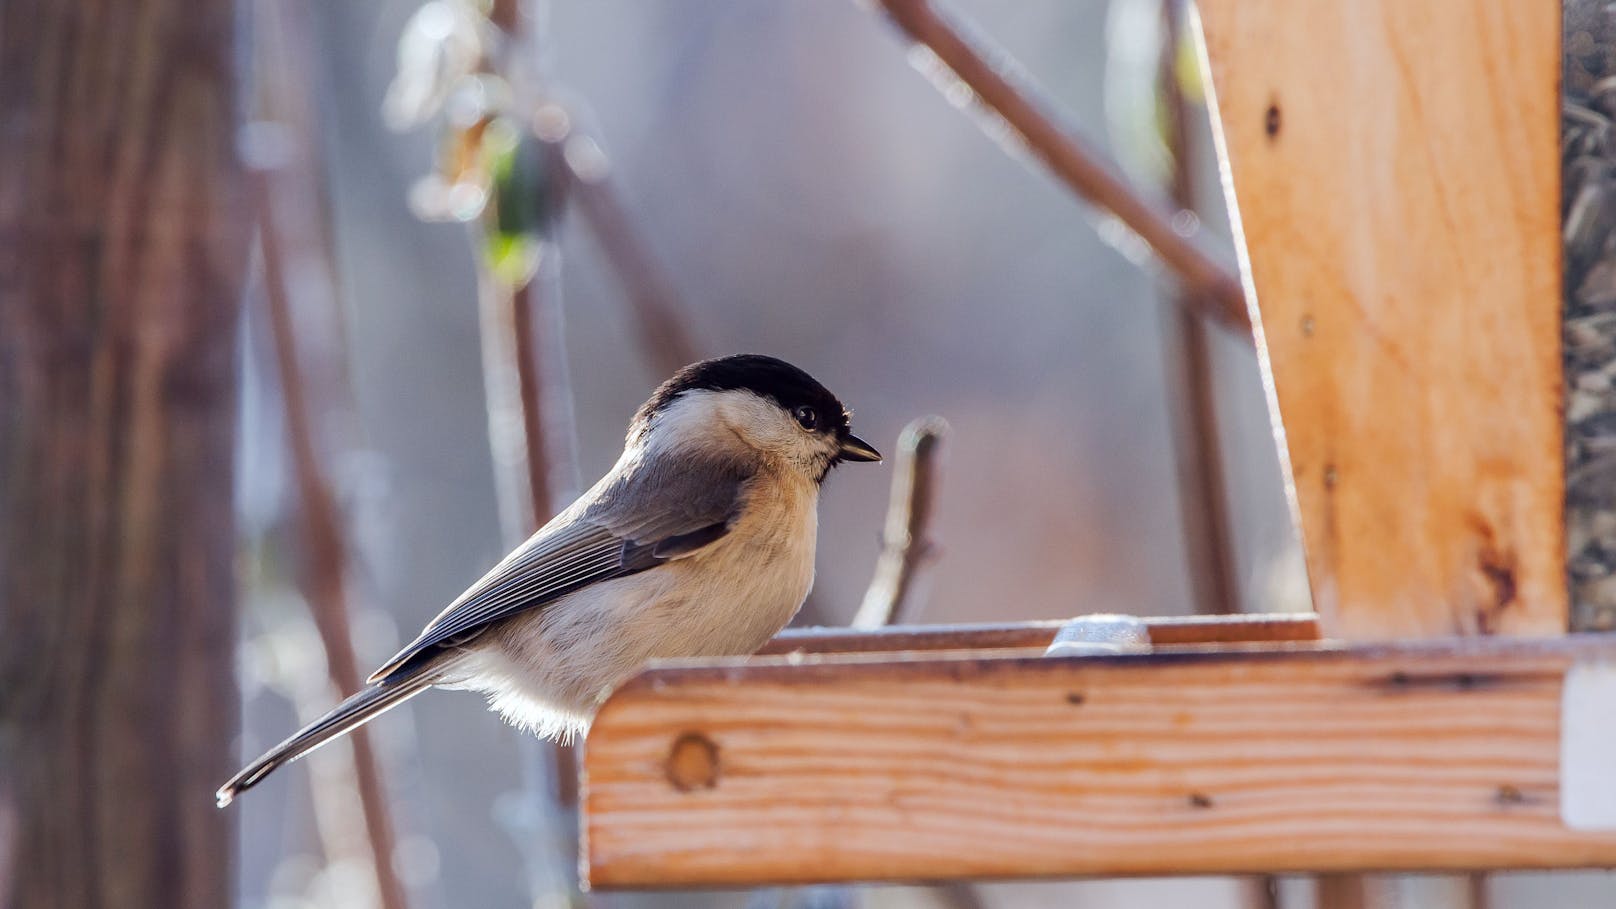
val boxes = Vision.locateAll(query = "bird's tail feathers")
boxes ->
[216,671,436,807]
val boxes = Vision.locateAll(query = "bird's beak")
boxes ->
[838,432,883,463]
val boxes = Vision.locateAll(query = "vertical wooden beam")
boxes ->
[1197,4,1558,906]
[0,0,249,904]
[1195,1,1565,639]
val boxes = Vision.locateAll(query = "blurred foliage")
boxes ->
[387,0,559,290]
[383,0,484,131]
[481,117,562,286]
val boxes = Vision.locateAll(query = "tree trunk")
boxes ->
[0,0,249,905]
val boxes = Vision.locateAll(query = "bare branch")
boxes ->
[873,0,1251,336]
[512,278,555,521]
[853,417,949,629]
[257,170,411,909]
[1157,0,1238,617]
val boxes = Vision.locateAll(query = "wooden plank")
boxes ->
[582,635,1616,888]
[1193,1,1564,638]
[763,613,1321,655]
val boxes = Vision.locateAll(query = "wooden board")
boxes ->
[1194,1,1565,638]
[582,635,1616,888]
[763,613,1320,655]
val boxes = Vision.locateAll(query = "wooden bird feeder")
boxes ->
[578,0,1614,888]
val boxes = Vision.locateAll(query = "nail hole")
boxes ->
[1188,792,1215,809]
[1065,692,1087,706]
[666,731,720,792]
[1264,102,1282,137]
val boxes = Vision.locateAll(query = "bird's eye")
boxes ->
[792,405,818,431]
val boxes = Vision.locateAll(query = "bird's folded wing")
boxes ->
[367,454,751,683]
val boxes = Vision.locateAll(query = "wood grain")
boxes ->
[763,613,1320,655]
[1194,0,1564,638]
[0,0,249,904]
[583,636,1616,887]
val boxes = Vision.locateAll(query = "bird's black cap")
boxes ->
[634,354,852,435]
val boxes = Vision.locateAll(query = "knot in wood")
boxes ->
[666,732,721,792]
[1264,101,1282,137]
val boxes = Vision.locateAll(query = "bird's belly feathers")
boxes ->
[458,477,818,740]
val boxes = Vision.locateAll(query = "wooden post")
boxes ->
[1194,0,1564,640]
[0,0,249,905]
[1194,3,1561,905]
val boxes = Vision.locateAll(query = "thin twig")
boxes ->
[873,0,1251,336]
[510,266,585,812]
[1157,0,1237,618]
[754,418,965,909]
[477,272,543,538]
[474,241,593,904]
[1245,877,1281,909]
[853,417,949,629]
[479,2,593,893]
[1316,875,1373,909]
[257,170,411,909]
[511,279,555,526]
[851,415,981,909]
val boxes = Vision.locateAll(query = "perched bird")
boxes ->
[218,354,881,807]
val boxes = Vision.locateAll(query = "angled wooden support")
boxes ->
[1194,0,1565,638]
[582,633,1616,888]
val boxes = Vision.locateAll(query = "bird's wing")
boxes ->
[367,454,752,684]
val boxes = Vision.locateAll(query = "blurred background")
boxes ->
[210,0,1604,907]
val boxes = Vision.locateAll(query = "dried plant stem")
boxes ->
[762,416,971,909]
[1316,875,1372,909]
[476,271,544,539]
[257,172,411,909]
[511,270,585,812]
[1157,0,1237,618]
[852,415,980,909]
[474,6,595,901]
[853,417,949,629]
[475,259,593,904]
[874,0,1250,336]
[1159,319,1237,617]
[511,279,555,525]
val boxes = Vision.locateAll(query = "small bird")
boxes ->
[218,354,881,806]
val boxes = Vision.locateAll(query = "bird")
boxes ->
[217,354,881,807]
